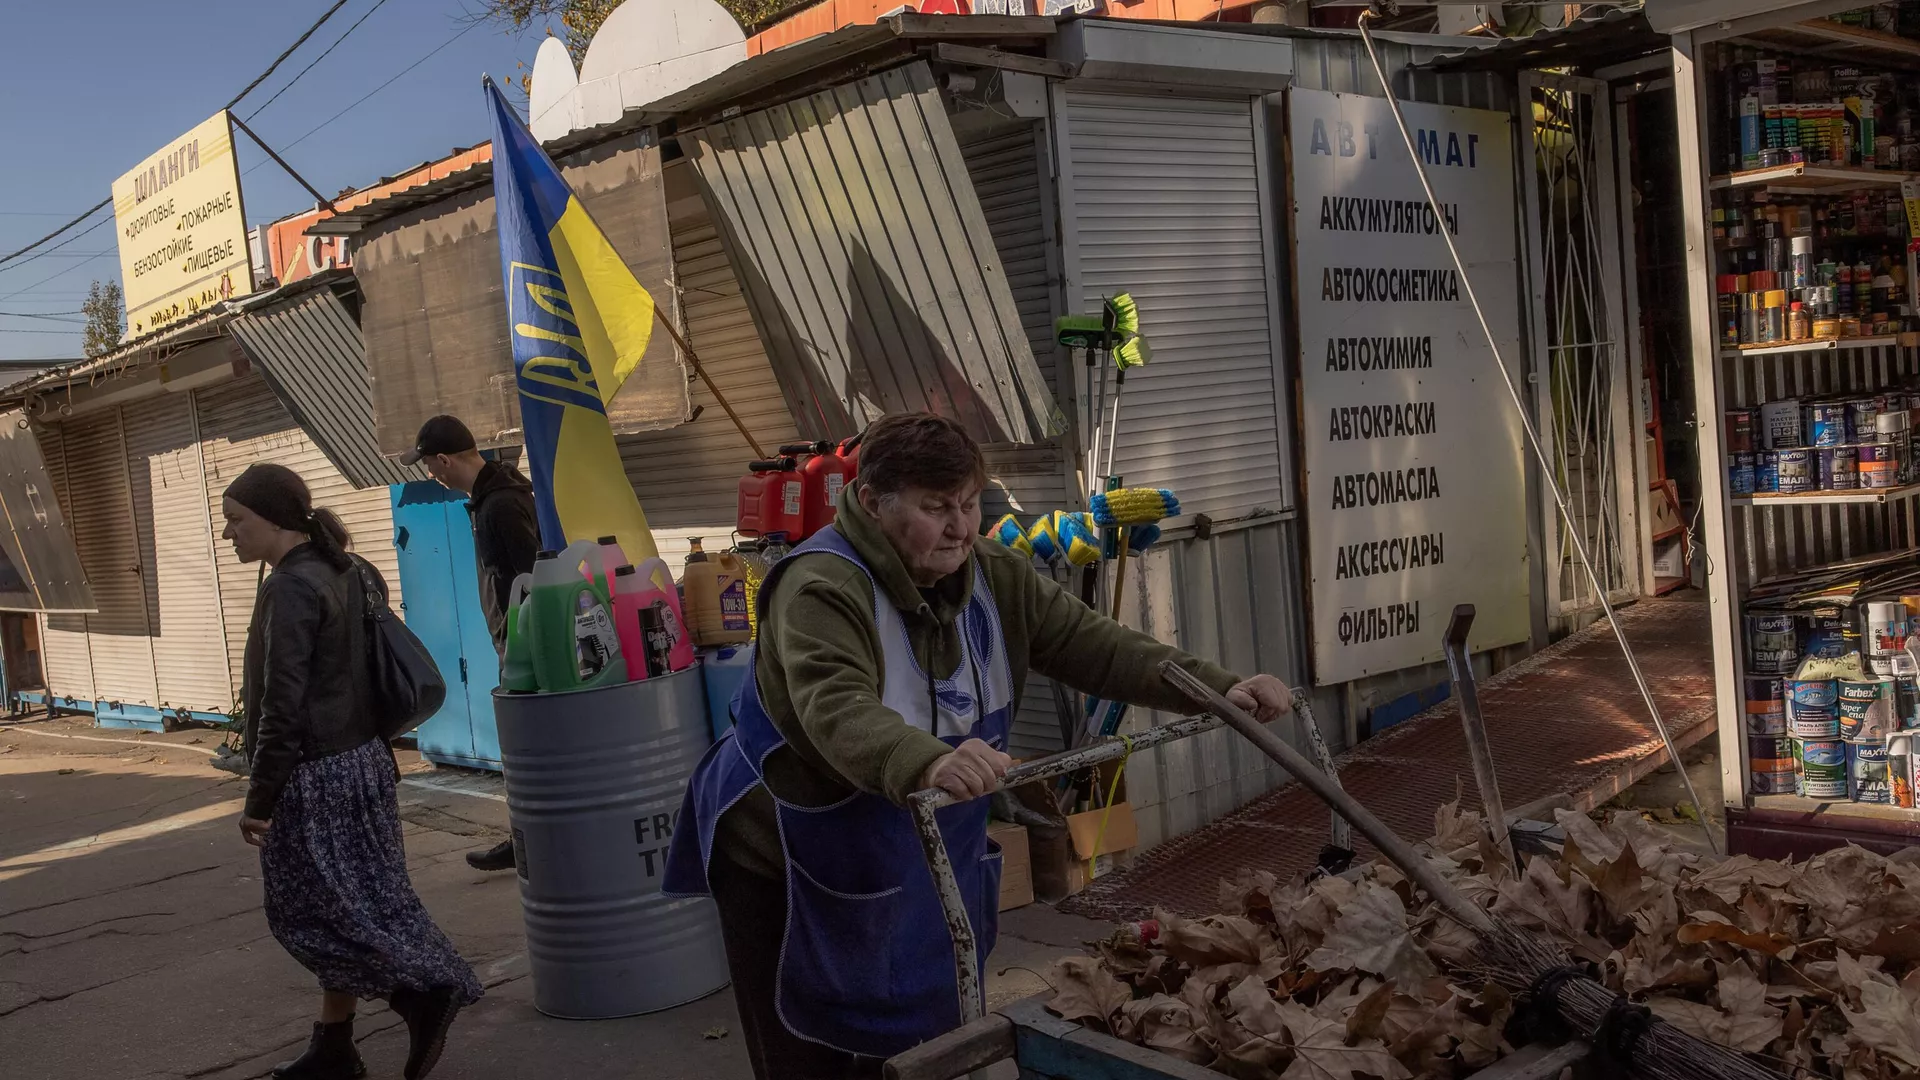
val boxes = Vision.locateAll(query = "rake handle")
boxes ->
[1158,662,1492,933]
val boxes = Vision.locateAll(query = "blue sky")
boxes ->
[0,0,558,360]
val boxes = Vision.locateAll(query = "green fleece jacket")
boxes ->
[714,484,1242,879]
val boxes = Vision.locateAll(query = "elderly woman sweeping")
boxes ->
[223,463,481,1080]
[664,413,1293,1080]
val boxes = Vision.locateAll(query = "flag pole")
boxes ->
[651,306,767,460]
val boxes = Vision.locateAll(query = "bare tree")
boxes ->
[81,280,124,358]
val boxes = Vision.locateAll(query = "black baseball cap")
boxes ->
[400,415,477,465]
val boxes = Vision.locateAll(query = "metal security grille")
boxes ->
[1521,72,1639,616]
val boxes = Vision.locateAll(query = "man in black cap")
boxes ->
[403,415,539,872]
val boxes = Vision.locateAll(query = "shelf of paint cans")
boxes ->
[1726,393,1916,500]
[1735,18,1920,72]
[1710,163,1920,193]
[1720,333,1913,358]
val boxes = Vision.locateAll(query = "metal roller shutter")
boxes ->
[1060,92,1290,519]
[618,160,801,576]
[957,119,1081,758]
[196,374,403,701]
[36,424,94,701]
[59,410,158,706]
[121,394,231,713]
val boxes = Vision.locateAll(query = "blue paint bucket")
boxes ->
[1795,738,1848,799]
[1729,452,1757,495]
[1818,445,1858,490]
[1787,678,1840,739]
[1746,613,1799,674]
[1757,450,1781,493]
[1808,402,1850,447]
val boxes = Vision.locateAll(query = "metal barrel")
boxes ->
[493,666,729,1019]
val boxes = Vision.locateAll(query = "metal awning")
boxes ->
[227,277,423,490]
[682,60,1063,444]
[1423,7,1669,72]
[0,415,94,614]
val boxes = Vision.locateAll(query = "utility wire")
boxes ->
[0,0,354,270]
[225,0,355,111]
[0,311,84,322]
[246,0,395,121]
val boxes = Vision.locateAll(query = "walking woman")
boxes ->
[223,463,481,1080]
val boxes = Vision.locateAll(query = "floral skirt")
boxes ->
[260,738,482,1005]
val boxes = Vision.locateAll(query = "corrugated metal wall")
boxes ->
[37,426,93,701]
[683,61,1060,445]
[1290,36,1514,110]
[55,411,158,707]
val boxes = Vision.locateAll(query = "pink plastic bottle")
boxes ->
[613,557,695,676]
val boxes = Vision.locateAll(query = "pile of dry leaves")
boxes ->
[1046,804,1920,1079]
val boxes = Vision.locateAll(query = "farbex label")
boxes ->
[1291,90,1529,683]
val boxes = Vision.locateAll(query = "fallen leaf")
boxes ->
[1160,911,1270,968]
[1846,979,1920,1067]
[1676,911,1794,956]
[1554,807,1623,864]
[1430,788,1483,855]
[701,1026,728,1039]
[1714,959,1787,1052]
[1687,854,1800,905]
[1115,995,1214,1064]
[1047,956,1132,1030]
[1306,884,1436,987]
[1275,1001,1410,1080]
[1345,980,1395,1042]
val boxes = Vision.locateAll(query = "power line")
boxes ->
[0,0,356,270]
[0,311,84,321]
[0,217,112,279]
[253,21,482,168]
[247,0,394,121]
[225,0,356,110]
[0,251,115,304]
[0,328,84,336]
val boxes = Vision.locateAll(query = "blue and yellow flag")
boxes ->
[486,77,659,562]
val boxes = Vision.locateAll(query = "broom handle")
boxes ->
[1160,662,1493,933]
[653,307,767,460]
[1109,529,1130,620]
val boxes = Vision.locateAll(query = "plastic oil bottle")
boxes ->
[529,541,627,691]
[500,573,539,693]
[685,537,752,647]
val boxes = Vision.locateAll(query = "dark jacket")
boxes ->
[241,545,385,820]
[467,460,540,655]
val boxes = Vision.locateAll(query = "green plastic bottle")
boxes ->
[528,541,628,692]
[500,573,538,693]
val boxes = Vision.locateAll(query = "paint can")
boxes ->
[1888,731,1916,809]
[1837,677,1897,740]
[1776,448,1816,493]
[1865,601,1910,676]
[1794,738,1848,799]
[1800,610,1848,660]
[1817,444,1858,489]
[1847,739,1892,803]
[1748,734,1797,794]
[1729,453,1757,495]
[1897,675,1920,730]
[1847,396,1882,440]
[1762,398,1803,449]
[1787,678,1840,738]
[1756,450,1780,493]
[1745,613,1799,674]
[1725,408,1757,454]
[1743,675,1788,735]
[1808,402,1850,447]
[1857,442,1898,488]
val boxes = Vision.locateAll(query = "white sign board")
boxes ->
[1290,89,1530,684]
[112,110,256,338]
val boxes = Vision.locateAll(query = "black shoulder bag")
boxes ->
[355,560,447,740]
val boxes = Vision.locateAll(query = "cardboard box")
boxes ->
[1066,800,1138,861]
[987,821,1034,911]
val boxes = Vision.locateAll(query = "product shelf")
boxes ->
[1735,18,1920,70]
[1733,481,1920,507]
[1709,163,1918,193]
[1721,334,1913,358]
[1751,793,1919,822]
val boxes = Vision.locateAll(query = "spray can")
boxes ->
[1888,731,1916,809]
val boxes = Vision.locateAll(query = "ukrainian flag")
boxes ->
[486,77,659,562]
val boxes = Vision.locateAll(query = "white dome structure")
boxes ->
[529,0,748,142]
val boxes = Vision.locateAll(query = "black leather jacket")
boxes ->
[241,544,385,820]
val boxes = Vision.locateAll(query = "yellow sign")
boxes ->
[112,110,256,338]
[1904,179,1920,241]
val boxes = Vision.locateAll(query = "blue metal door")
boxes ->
[445,497,504,766]
[392,482,475,763]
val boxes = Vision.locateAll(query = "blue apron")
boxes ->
[662,526,1014,1058]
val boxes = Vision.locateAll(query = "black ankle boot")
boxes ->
[391,986,463,1080]
[272,1018,366,1079]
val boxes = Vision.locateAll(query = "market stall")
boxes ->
[1661,0,1920,854]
